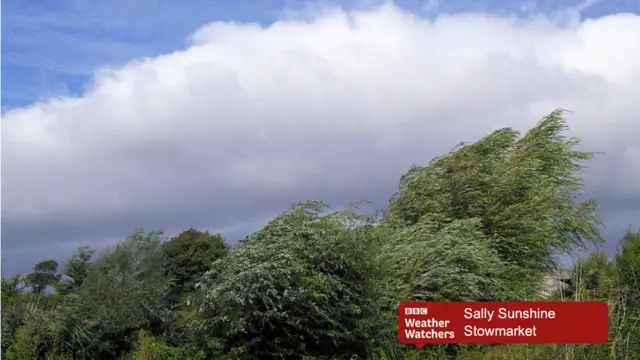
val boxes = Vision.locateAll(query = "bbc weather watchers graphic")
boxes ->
[398,302,609,348]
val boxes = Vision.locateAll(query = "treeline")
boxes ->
[1,110,639,360]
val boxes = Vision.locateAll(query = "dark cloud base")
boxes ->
[1,183,396,275]
[3,183,635,276]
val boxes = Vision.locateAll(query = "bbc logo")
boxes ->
[405,308,428,315]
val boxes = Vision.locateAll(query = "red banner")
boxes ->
[398,302,608,348]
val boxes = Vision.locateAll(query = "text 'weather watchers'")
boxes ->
[398,302,608,348]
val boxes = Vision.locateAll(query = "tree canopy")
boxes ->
[162,228,229,303]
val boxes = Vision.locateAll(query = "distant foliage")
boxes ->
[54,245,96,295]
[162,228,230,303]
[616,230,640,306]
[25,260,60,294]
[49,230,174,359]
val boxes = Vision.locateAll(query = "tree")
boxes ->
[54,245,96,295]
[385,218,517,302]
[64,230,172,358]
[162,229,229,302]
[386,110,603,296]
[25,260,59,294]
[190,201,391,359]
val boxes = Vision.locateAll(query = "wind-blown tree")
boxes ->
[190,201,392,360]
[25,259,60,294]
[385,218,516,303]
[162,228,229,303]
[58,230,173,359]
[54,245,96,295]
[386,109,603,298]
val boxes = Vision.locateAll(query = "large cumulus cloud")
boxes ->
[2,5,639,273]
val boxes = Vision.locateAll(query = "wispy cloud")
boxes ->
[2,0,286,105]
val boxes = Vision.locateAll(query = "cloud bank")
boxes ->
[2,4,639,273]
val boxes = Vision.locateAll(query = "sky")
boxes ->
[1,0,639,276]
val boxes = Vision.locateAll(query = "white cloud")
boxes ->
[2,5,639,249]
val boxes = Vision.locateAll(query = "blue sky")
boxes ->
[2,0,639,275]
[3,0,638,110]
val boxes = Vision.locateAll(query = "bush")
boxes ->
[190,201,391,359]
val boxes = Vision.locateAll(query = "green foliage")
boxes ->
[387,110,603,297]
[126,330,206,360]
[615,229,640,306]
[386,218,517,303]
[610,230,640,357]
[567,250,617,300]
[190,201,391,359]
[25,259,60,294]
[1,273,25,303]
[54,245,96,295]
[4,303,51,360]
[63,230,173,358]
[162,228,229,303]
[2,295,67,359]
